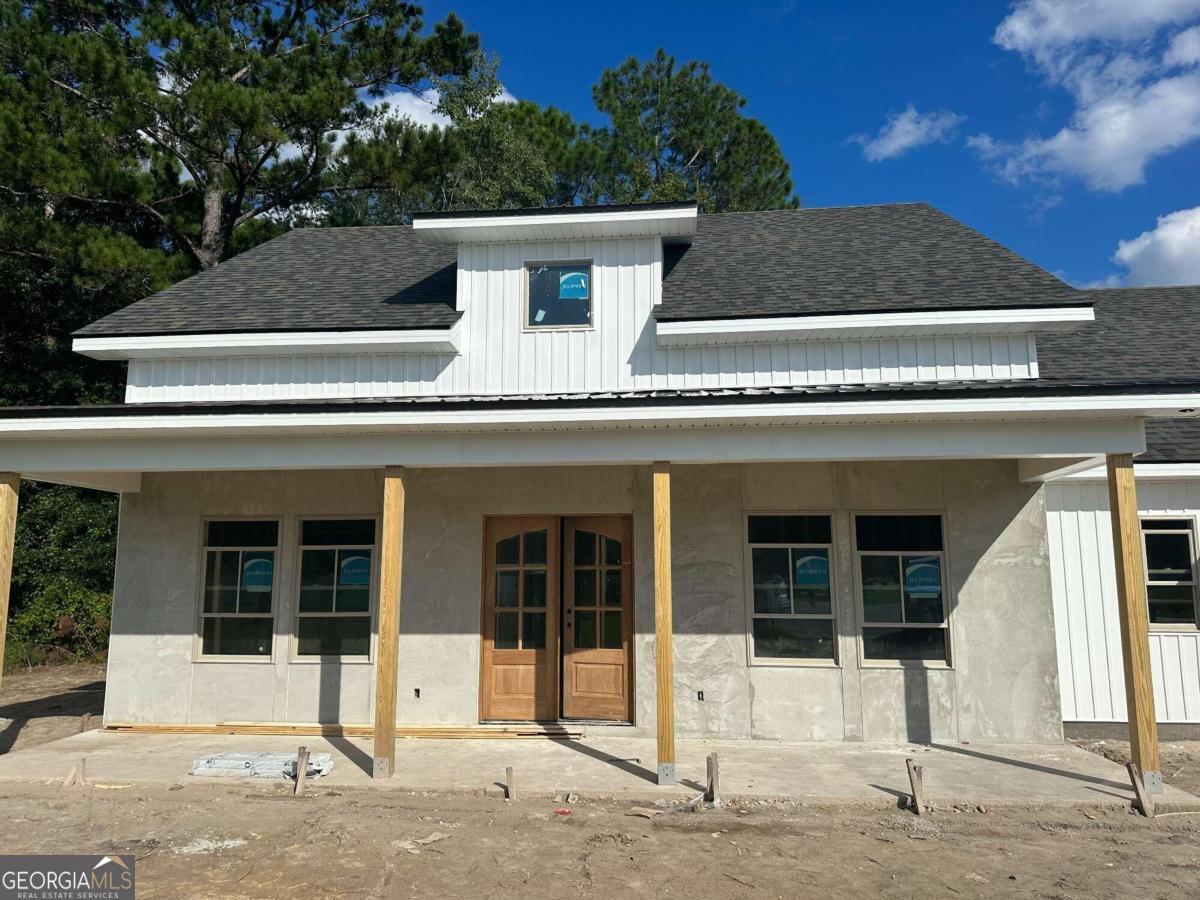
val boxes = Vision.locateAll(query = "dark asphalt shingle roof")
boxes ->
[75,227,460,336]
[1039,285,1200,382]
[656,203,1083,321]
[1143,419,1200,463]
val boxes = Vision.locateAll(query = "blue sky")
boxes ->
[415,0,1200,288]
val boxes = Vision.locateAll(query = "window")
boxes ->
[856,515,948,663]
[746,515,836,661]
[1142,518,1199,627]
[296,519,376,657]
[526,261,592,328]
[200,520,278,657]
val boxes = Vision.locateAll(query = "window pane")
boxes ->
[575,610,597,648]
[496,571,519,608]
[752,548,791,614]
[496,535,519,565]
[302,519,375,546]
[860,556,903,623]
[574,569,597,606]
[1148,584,1197,625]
[205,550,239,614]
[206,520,278,548]
[1145,532,1194,579]
[602,535,622,565]
[748,515,832,545]
[1143,519,1192,531]
[523,529,547,565]
[856,515,943,552]
[602,569,623,607]
[299,549,336,613]
[792,549,831,614]
[528,264,591,327]
[574,530,597,566]
[336,549,372,612]
[522,611,546,650]
[524,570,547,609]
[752,618,835,660]
[297,616,370,656]
[601,611,623,649]
[239,551,274,614]
[495,612,518,649]
[202,616,272,656]
[862,626,947,661]
[903,555,944,623]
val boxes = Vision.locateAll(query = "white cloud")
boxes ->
[974,0,1200,192]
[851,104,966,162]
[1111,205,1200,284]
[1167,25,1200,66]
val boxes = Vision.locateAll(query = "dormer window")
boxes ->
[526,261,592,329]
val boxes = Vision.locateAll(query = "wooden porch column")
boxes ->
[373,466,406,779]
[0,474,18,696]
[1106,453,1162,793]
[652,462,676,785]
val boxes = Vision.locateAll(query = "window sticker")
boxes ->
[904,557,941,596]
[793,552,829,588]
[339,553,371,586]
[558,269,588,299]
[241,555,274,592]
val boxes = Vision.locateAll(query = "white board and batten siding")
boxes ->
[1046,480,1200,723]
[124,237,1039,403]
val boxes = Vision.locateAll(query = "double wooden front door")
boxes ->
[480,515,633,722]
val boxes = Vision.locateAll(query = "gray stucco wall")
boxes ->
[104,460,1063,743]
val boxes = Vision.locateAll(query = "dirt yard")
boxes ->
[1,778,1200,898]
[3,665,1200,898]
[0,661,105,754]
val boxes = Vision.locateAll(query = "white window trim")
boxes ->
[522,259,595,333]
[1140,515,1200,634]
[851,511,954,669]
[194,517,281,664]
[289,515,380,664]
[742,512,840,668]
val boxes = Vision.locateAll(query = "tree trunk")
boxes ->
[196,181,225,270]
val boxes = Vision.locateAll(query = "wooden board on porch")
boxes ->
[104,722,584,739]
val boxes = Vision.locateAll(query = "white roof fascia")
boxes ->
[0,394,1197,439]
[73,323,461,360]
[655,306,1094,346]
[1057,462,1200,481]
[412,205,698,243]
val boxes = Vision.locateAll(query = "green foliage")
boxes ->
[589,49,798,212]
[0,0,480,268]
[5,577,113,671]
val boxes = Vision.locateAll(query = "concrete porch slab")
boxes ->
[0,730,1195,810]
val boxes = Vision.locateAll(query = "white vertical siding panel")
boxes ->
[1047,481,1200,723]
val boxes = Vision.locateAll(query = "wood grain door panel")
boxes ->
[480,516,559,721]
[562,516,633,721]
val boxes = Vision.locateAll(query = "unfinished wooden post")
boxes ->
[0,474,18,696]
[295,746,309,796]
[373,466,406,779]
[906,758,925,815]
[1106,453,1162,793]
[1127,762,1155,817]
[505,765,515,801]
[652,462,676,786]
[705,753,720,804]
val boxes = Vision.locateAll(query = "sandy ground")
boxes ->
[0,661,106,754]
[3,664,1200,898]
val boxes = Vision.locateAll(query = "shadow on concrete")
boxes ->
[325,734,374,778]
[929,742,1129,791]
[556,739,704,791]
[0,680,106,755]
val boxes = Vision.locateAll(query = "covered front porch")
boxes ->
[0,401,1176,792]
[4,727,1197,810]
